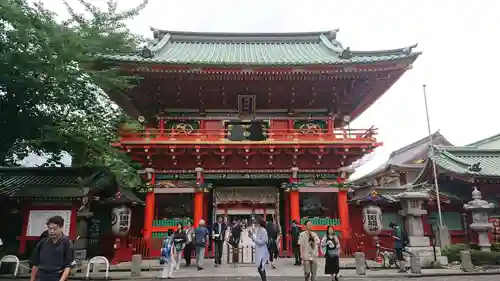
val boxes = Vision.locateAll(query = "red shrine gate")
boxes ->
[105,29,420,256]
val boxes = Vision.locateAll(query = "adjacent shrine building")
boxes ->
[105,29,420,251]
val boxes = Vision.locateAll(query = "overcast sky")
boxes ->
[39,0,499,178]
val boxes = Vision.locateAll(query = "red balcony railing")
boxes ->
[119,127,378,143]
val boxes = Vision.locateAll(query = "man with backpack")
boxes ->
[29,216,75,281]
[389,222,408,265]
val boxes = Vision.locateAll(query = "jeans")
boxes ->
[174,249,183,270]
[183,243,193,266]
[214,240,223,265]
[257,258,267,281]
[160,259,176,278]
[195,246,205,268]
[292,243,301,264]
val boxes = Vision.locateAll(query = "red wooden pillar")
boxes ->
[327,117,333,134]
[284,190,291,256]
[337,189,350,237]
[158,119,164,136]
[290,167,300,224]
[194,168,204,227]
[69,203,78,240]
[143,172,156,239]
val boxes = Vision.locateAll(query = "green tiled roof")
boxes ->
[0,167,115,199]
[432,146,500,177]
[102,29,420,66]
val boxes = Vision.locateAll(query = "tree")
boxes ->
[0,0,148,188]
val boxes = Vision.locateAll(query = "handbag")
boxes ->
[327,248,339,258]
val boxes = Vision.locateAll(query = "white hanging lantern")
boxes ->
[362,205,383,236]
[111,205,132,237]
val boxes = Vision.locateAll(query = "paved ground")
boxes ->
[1,276,499,281]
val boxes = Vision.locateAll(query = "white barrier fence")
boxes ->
[85,256,110,279]
[0,255,20,276]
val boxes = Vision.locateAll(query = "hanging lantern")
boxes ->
[111,205,132,237]
[362,205,383,236]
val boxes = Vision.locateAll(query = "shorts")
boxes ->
[395,248,404,261]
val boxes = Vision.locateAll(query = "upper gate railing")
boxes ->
[119,127,378,143]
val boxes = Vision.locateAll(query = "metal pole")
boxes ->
[423,84,444,227]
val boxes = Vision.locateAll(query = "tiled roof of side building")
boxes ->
[351,132,452,184]
[101,29,421,66]
[432,145,500,177]
[0,167,116,199]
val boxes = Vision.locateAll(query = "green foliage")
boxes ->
[442,243,468,262]
[428,260,443,269]
[0,0,148,188]
[442,243,500,265]
[491,243,500,252]
[471,250,500,265]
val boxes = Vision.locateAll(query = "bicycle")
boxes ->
[362,239,410,269]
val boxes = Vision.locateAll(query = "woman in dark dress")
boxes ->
[173,223,187,271]
[321,225,340,281]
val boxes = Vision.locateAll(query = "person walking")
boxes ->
[29,216,74,281]
[159,232,175,279]
[183,220,195,266]
[229,220,243,265]
[321,226,340,281]
[389,221,408,272]
[265,219,280,268]
[298,220,320,281]
[249,219,269,281]
[172,223,187,271]
[194,219,209,271]
[290,220,302,265]
[212,216,227,267]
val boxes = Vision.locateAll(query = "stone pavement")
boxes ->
[1,276,500,281]
[1,259,499,280]
[73,259,499,279]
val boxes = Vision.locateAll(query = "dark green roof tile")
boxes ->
[0,167,115,199]
[102,30,420,66]
[432,146,500,177]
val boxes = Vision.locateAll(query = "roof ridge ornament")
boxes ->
[403,44,418,55]
[329,29,339,40]
[140,46,154,59]
[468,162,481,172]
[340,47,352,59]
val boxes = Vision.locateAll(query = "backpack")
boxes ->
[401,229,409,246]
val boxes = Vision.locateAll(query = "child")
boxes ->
[159,233,176,279]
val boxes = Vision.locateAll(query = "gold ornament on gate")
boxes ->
[299,122,321,134]
[173,122,194,134]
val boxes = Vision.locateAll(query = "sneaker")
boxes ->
[214,263,219,267]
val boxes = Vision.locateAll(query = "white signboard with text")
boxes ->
[26,210,72,236]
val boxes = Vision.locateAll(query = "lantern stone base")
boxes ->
[406,236,448,266]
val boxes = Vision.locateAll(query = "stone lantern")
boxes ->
[463,187,494,252]
[396,189,448,265]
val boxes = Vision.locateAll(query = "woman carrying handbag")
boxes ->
[159,232,176,279]
[321,226,340,281]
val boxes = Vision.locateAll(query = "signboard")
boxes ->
[26,210,72,236]
[88,217,101,239]
[156,173,339,180]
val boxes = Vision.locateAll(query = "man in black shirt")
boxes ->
[30,216,74,281]
[290,220,302,265]
[229,220,242,264]
[266,219,281,268]
[212,216,227,267]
